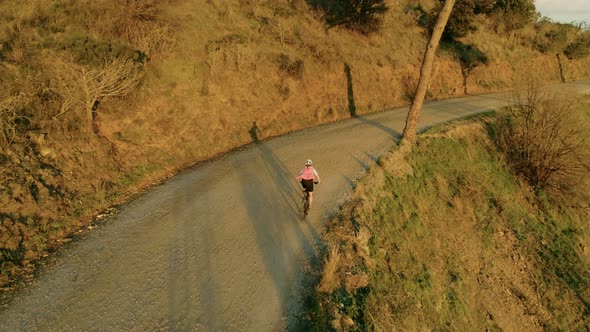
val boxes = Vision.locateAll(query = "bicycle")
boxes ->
[301,181,318,217]
[302,189,311,216]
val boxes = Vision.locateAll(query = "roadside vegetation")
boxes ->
[1,0,590,289]
[309,92,590,331]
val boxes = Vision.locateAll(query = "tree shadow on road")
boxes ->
[164,177,222,330]
[464,92,512,102]
[236,134,322,330]
[344,62,401,139]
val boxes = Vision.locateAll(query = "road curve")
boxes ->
[1,81,589,331]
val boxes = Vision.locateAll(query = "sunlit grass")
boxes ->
[312,110,590,330]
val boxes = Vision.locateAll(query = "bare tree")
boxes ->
[0,97,19,146]
[402,0,456,145]
[47,56,141,134]
[0,94,29,146]
[494,85,588,191]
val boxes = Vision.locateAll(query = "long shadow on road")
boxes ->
[345,62,401,140]
[164,177,221,330]
[236,139,321,330]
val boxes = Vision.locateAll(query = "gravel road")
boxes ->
[1,81,588,331]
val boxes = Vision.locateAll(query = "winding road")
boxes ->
[1,81,589,331]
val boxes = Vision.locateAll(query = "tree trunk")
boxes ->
[401,0,456,144]
[344,63,357,118]
[85,102,94,134]
[461,67,468,94]
[556,53,566,83]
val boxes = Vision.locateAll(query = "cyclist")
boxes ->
[296,159,321,208]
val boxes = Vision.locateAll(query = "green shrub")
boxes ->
[564,32,590,60]
[403,3,427,26]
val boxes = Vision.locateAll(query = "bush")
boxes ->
[442,41,488,93]
[0,94,31,146]
[564,32,590,60]
[308,0,388,34]
[428,0,477,40]
[533,27,568,54]
[275,53,304,79]
[455,43,488,72]
[491,85,588,191]
[44,33,135,66]
[493,0,537,31]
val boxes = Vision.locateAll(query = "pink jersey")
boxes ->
[299,166,319,180]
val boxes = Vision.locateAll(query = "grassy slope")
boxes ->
[1,0,590,287]
[311,97,590,331]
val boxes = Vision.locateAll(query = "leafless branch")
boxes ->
[45,55,142,132]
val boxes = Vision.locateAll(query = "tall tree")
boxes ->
[564,32,590,60]
[454,42,488,93]
[439,0,476,40]
[402,0,456,144]
[534,21,577,82]
[47,57,141,134]
[494,0,537,30]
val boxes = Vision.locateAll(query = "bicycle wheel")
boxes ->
[302,192,310,216]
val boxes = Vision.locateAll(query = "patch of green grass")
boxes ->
[311,115,590,330]
[117,163,160,189]
[354,134,489,329]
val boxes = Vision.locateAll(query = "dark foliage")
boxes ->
[493,0,537,30]
[438,0,477,40]
[440,40,488,93]
[451,41,488,75]
[403,3,428,26]
[428,0,537,36]
[564,32,590,60]
[473,0,495,15]
[425,0,480,41]
[308,0,388,34]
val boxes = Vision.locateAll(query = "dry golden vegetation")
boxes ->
[1,0,589,288]
[309,95,590,331]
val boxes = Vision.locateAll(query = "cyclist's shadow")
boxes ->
[256,142,303,218]
[236,125,320,328]
[249,122,302,217]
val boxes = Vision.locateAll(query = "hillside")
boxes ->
[310,95,590,330]
[1,0,590,287]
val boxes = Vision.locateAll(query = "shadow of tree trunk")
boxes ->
[344,63,357,118]
[556,53,566,83]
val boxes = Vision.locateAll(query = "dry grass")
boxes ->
[317,246,342,293]
[1,0,590,289]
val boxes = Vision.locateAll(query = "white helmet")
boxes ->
[305,159,313,165]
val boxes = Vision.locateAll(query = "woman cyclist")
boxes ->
[296,159,321,208]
